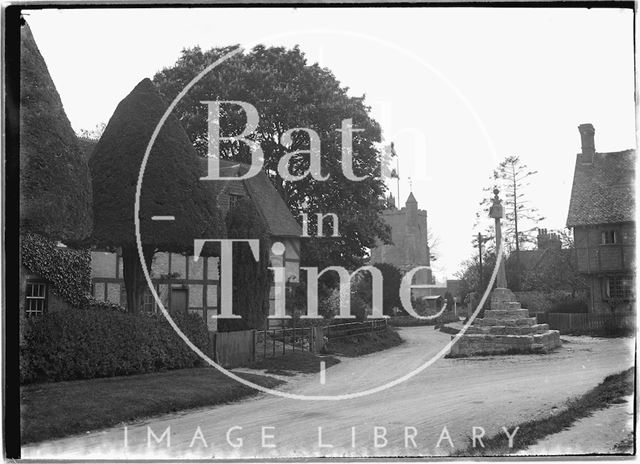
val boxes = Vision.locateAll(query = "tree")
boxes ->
[219,197,272,332]
[519,229,587,296]
[90,79,226,313]
[476,156,544,290]
[153,45,391,271]
[77,122,106,141]
[427,229,440,262]
[383,193,396,210]
[20,22,92,243]
[456,251,497,300]
[355,263,402,316]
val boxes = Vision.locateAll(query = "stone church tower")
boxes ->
[370,193,433,289]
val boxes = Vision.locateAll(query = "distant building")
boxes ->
[370,192,433,297]
[508,229,564,273]
[566,123,635,313]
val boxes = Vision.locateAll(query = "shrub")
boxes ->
[514,291,554,313]
[320,287,369,321]
[20,308,210,384]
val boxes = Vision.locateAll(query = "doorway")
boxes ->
[170,288,188,313]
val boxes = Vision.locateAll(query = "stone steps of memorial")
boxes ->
[448,287,562,357]
[474,317,537,327]
[465,323,550,335]
[483,309,529,319]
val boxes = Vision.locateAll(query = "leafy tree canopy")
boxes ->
[20,22,92,242]
[153,45,391,270]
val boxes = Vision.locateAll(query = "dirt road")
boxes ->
[23,328,634,459]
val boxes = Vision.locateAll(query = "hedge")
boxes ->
[20,308,210,384]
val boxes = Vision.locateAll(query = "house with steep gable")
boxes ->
[566,123,635,313]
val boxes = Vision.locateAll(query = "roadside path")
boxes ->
[519,394,634,455]
[23,329,634,459]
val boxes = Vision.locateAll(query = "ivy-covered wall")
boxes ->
[20,233,123,312]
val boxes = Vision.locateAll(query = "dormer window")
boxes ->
[229,194,243,210]
[601,230,617,245]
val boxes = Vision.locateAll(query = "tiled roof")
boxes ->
[199,159,302,237]
[566,149,636,227]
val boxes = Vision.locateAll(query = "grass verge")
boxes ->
[453,367,634,456]
[324,326,403,357]
[388,316,436,327]
[613,431,635,453]
[21,367,282,445]
[249,351,340,376]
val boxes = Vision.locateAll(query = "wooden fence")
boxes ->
[210,330,256,368]
[322,319,388,340]
[209,319,389,367]
[256,326,315,359]
[537,312,635,334]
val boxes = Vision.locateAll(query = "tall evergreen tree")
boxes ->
[90,79,225,313]
[20,22,92,243]
[219,198,272,332]
[475,156,544,290]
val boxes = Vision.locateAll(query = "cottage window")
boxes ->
[120,287,156,312]
[601,230,617,245]
[229,193,243,210]
[25,281,47,317]
[142,289,156,313]
[605,275,634,300]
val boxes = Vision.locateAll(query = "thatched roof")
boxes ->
[90,78,226,251]
[20,22,93,242]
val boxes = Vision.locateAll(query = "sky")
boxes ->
[26,7,636,281]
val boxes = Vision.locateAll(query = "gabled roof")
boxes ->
[567,149,636,227]
[199,159,302,238]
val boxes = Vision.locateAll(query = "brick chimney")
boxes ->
[537,228,549,249]
[537,228,562,250]
[578,123,595,164]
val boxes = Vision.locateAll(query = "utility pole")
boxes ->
[477,232,484,293]
[475,232,493,292]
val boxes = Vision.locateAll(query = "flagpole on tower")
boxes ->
[390,142,400,207]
